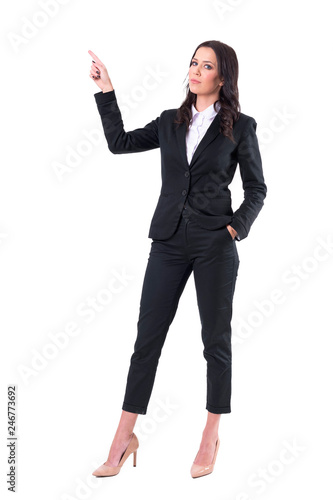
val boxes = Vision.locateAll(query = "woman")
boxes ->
[88,40,267,479]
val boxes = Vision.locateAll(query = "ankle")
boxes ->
[202,429,219,441]
[114,430,133,441]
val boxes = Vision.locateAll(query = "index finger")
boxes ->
[88,50,103,66]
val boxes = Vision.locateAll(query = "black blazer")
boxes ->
[94,90,267,241]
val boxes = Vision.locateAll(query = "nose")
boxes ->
[192,65,200,76]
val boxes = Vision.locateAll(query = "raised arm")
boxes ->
[88,50,160,154]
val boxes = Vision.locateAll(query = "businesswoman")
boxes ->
[88,40,267,479]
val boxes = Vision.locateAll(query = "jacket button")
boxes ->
[182,189,187,196]
[184,171,190,177]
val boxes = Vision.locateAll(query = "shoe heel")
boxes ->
[133,450,137,467]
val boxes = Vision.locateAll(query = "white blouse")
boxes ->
[185,101,221,165]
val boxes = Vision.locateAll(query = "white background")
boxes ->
[1,0,332,498]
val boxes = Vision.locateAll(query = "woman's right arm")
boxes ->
[88,50,160,154]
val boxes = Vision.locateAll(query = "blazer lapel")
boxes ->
[175,114,221,169]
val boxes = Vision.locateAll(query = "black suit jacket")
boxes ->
[94,90,267,241]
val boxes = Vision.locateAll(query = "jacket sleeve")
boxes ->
[94,89,161,154]
[230,118,267,241]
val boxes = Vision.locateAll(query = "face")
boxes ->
[188,46,224,98]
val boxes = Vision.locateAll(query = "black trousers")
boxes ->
[122,206,240,415]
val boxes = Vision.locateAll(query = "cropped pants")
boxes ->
[122,206,240,415]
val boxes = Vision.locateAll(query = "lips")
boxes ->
[190,79,201,83]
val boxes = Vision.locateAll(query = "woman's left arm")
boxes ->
[229,118,267,241]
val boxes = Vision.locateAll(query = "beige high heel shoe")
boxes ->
[190,437,220,478]
[92,432,139,477]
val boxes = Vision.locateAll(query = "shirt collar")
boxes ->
[191,101,221,121]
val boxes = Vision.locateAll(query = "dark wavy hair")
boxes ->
[174,40,241,143]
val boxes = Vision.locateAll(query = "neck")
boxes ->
[194,93,220,112]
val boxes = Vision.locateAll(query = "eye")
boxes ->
[191,61,212,70]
